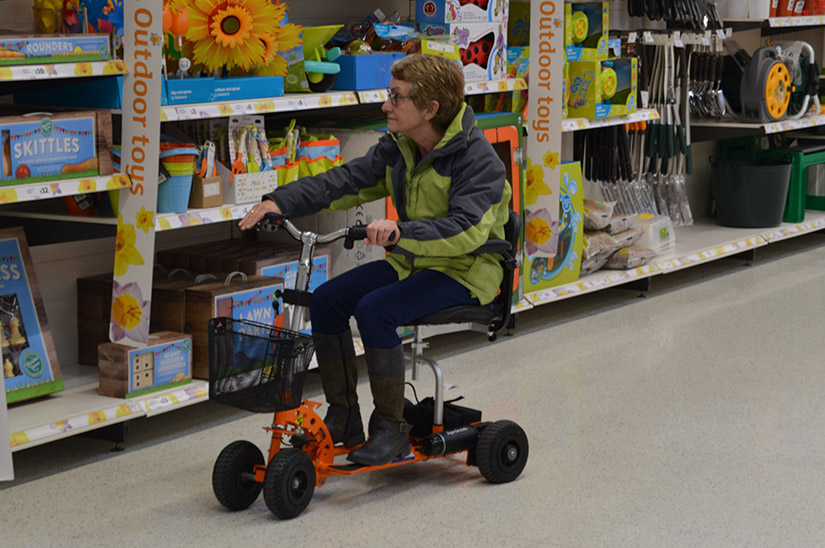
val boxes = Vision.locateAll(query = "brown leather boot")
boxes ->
[305,330,365,446]
[347,345,411,465]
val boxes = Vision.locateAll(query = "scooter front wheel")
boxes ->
[212,440,264,511]
[263,448,316,518]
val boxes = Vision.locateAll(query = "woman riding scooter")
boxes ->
[238,54,511,466]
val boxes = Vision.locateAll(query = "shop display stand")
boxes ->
[5,4,825,456]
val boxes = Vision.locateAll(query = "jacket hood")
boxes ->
[432,103,475,157]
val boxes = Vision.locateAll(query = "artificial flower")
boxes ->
[186,0,297,73]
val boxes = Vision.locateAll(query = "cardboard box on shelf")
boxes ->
[185,274,285,379]
[416,0,509,23]
[418,21,508,81]
[523,162,584,292]
[566,57,637,119]
[564,2,609,62]
[0,112,100,184]
[189,175,222,209]
[98,332,192,398]
[0,33,111,65]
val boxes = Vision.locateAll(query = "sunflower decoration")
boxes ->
[185,0,301,74]
[255,12,301,76]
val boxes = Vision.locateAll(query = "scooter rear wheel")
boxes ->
[263,448,316,518]
[476,420,528,484]
[212,440,264,510]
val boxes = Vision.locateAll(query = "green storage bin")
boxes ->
[710,157,792,228]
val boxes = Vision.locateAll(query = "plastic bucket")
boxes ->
[158,144,198,213]
[710,157,792,228]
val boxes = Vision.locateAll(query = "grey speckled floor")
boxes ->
[3,234,825,548]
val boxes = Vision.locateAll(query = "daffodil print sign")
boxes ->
[111,0,163,347]
[524,0,565,259]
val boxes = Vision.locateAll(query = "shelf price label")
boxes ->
[359,90,384,103]
[145,394,175,412]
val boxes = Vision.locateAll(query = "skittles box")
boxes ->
[0,113,98,185]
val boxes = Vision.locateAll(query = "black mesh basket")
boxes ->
[208,317,315,413]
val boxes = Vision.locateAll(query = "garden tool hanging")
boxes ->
[645,39,693,226]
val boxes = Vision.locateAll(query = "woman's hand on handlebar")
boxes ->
[365,219,400,246]
[238,199,281,231]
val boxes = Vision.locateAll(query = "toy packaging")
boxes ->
[416,0,510,23]
[507,0,530,47]
[185,274,286,379]
[419,21,508,81]
[564,2,609,62]
[1,227,63,404]
[0,112,99,185]
[566,57,637,119]
[506,46,528,113]
[98,332,193,398]
[523,161,584,293]
[0,34,111,65]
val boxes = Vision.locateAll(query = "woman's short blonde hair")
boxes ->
[390,54,465,132]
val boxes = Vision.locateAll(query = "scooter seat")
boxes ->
[406,303,501,327]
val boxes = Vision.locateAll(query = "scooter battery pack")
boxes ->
[404,397,482,438]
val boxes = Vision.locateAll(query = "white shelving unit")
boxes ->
[691,113,825,135]
[527,212,825,307]
[0,59,127,82]
[562,108,660,132]
[357,78,526,104]
[0,174,129,205]
[8,377,209,451]
[158,90,360,122]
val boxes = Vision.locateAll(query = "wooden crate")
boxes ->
[77,271,219,364]
[150,274,224,333]
[207,242,297,273]
[98,331,192,398]
[188,240,259,273]
[184,274,285,379]
[155,240,235,271]
[76,272,114,365]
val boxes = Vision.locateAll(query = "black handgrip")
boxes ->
[258,212,286,232]
[344,225,367,250]
[344,225,396,249]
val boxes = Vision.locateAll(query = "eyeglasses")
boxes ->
[386,88,416,107]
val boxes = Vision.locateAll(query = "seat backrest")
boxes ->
[488,209,521,334]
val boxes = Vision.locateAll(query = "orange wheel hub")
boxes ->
[765,62,791,120]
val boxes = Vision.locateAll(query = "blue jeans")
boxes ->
[310,260,478,349]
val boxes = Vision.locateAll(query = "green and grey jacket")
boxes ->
[263,104,512,305]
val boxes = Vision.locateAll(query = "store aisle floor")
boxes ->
[4,235,825,548]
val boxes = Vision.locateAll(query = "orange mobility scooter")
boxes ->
[208,212,528,519]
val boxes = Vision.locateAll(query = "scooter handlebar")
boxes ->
[259,214,393,248]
